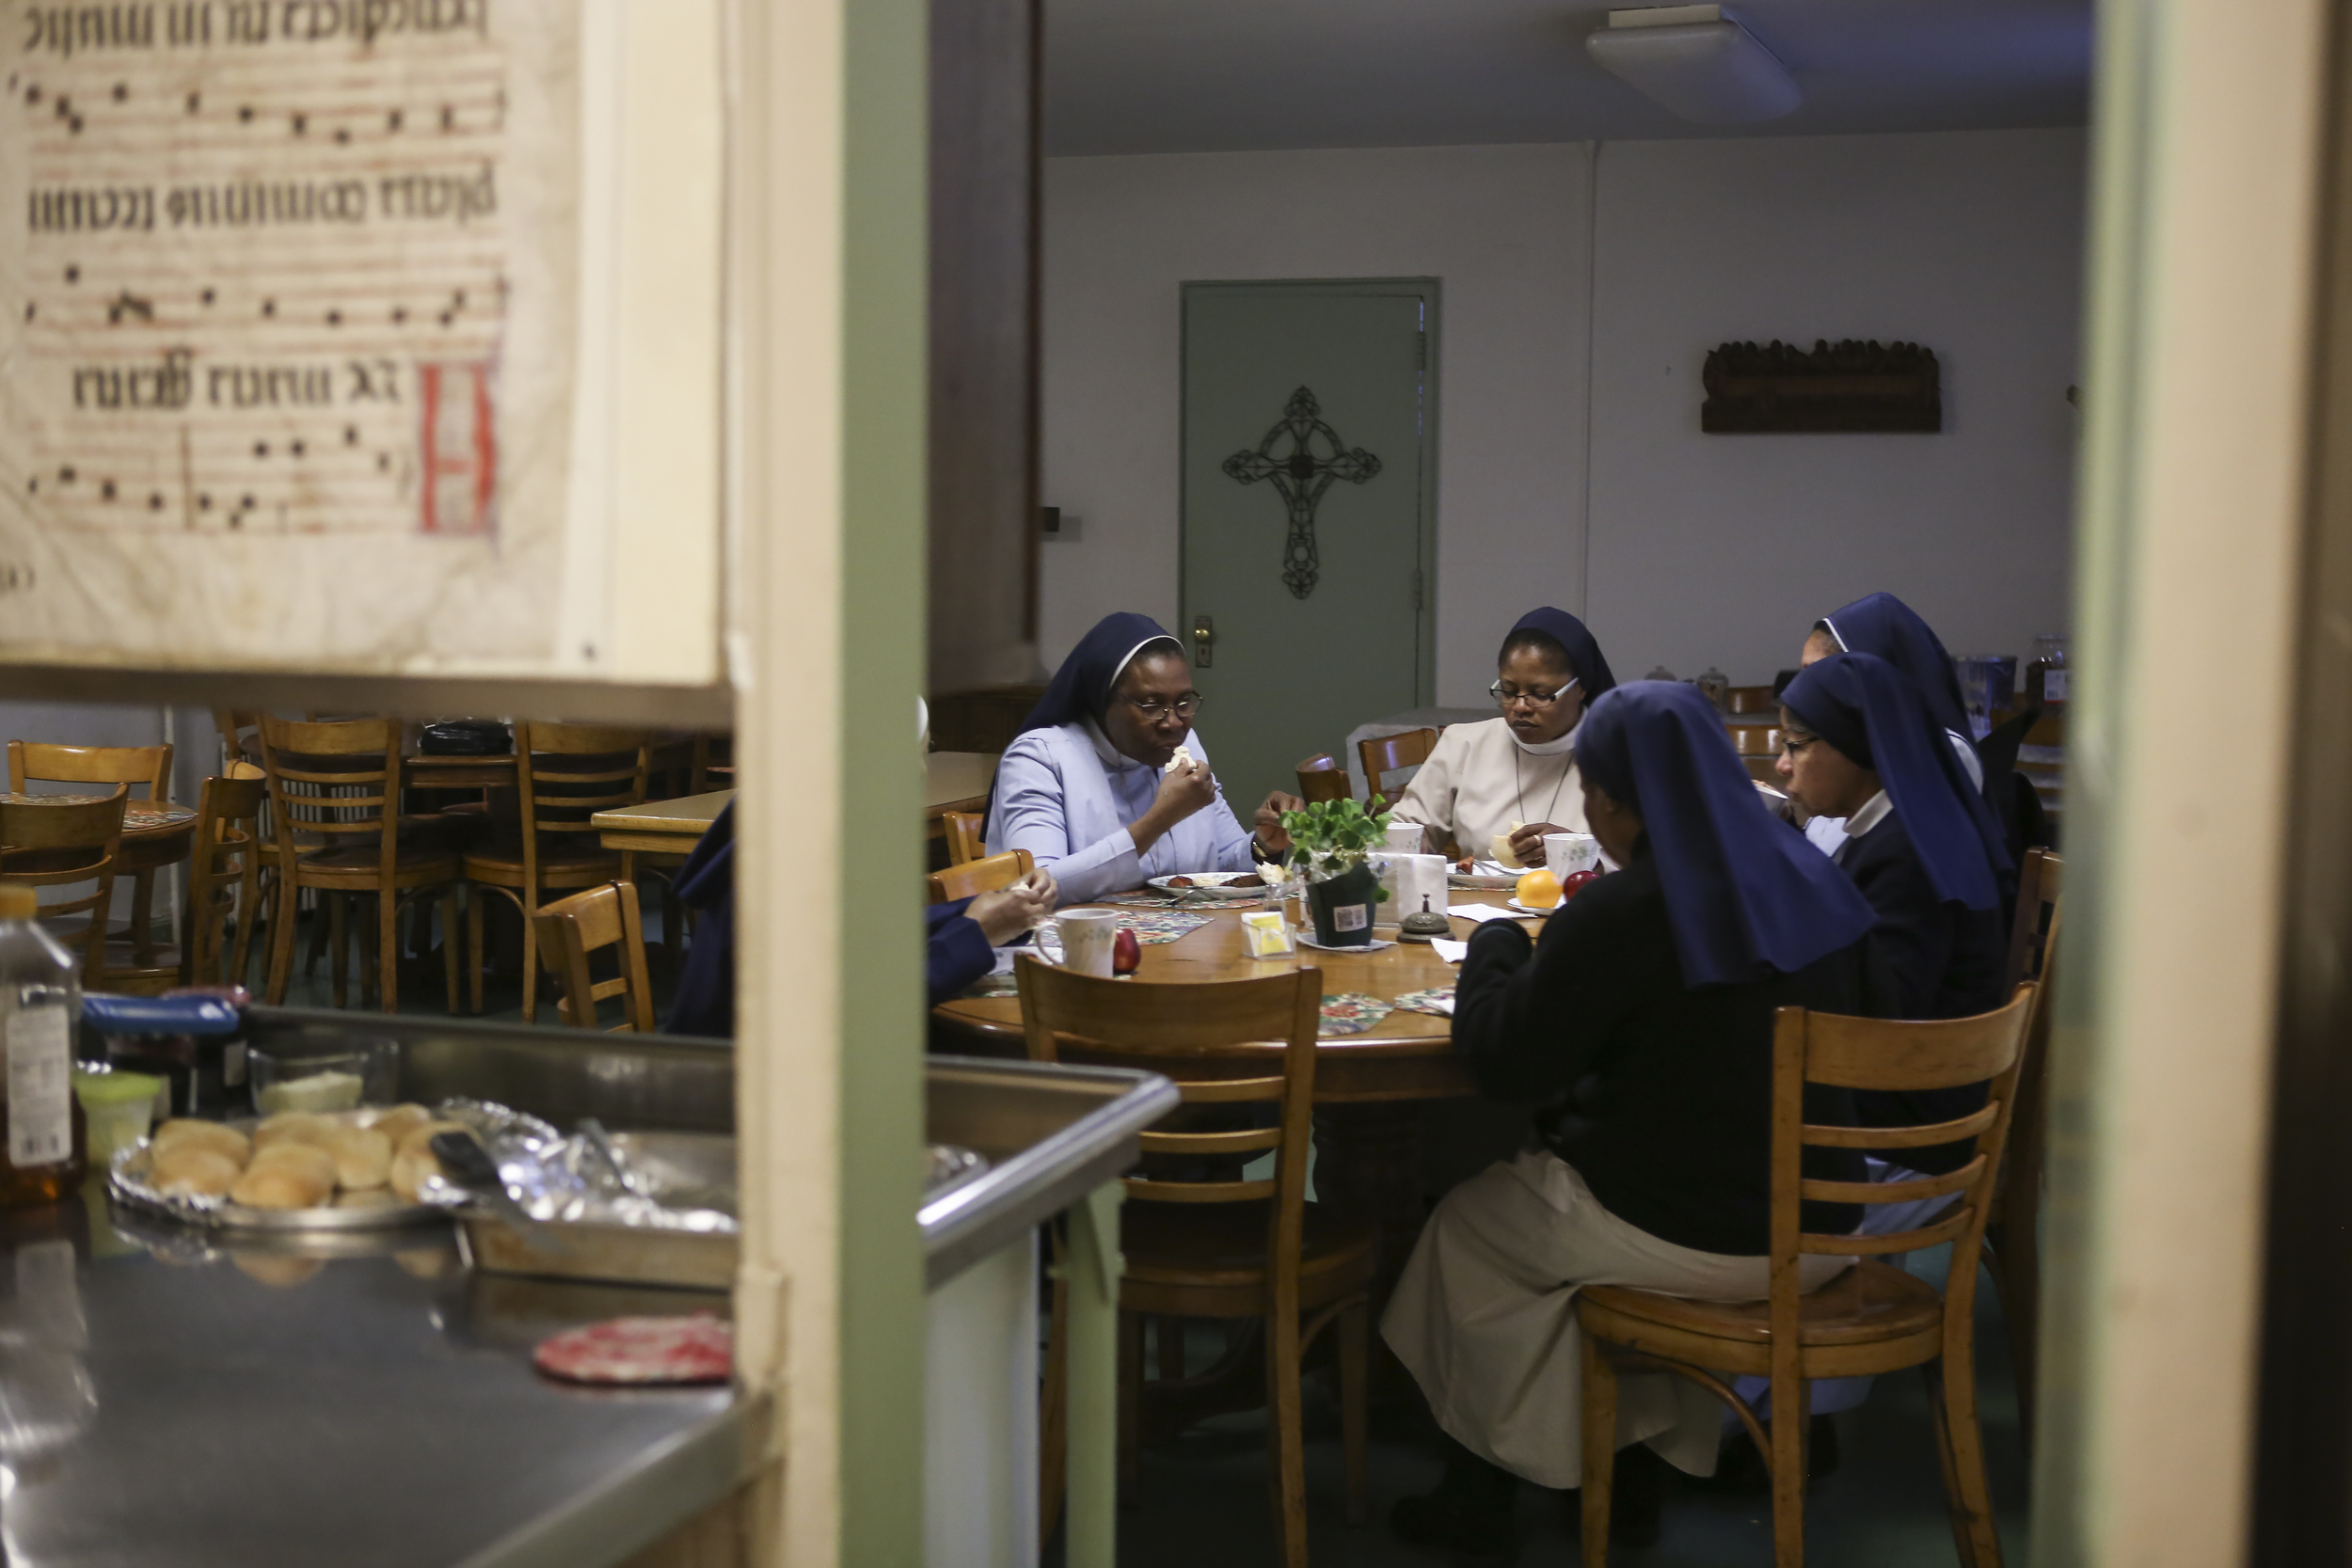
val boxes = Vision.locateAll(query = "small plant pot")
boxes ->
[1306,863,1380,947]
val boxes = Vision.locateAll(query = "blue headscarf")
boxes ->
[1817,593,1971,744]
[1577,682,1878,989]
[1021,612,1183,735]
[1780,653,2008,911]
[1502,607,1616,700]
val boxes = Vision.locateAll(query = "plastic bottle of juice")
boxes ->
[0,885,87,1207]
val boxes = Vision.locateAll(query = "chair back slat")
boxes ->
[1357,728,1437,800]
[1799,1206,1975,1257]
[2004,847,2064,990]
[1790,1004,2028,1092]
[1140,1126,1282,1159]
[1802,1100,1998,1148]
[8,740,172,800]
[0,790,127,987]
[516,721,650,853]
[929,848,1033,905]
[532,880,656,1033]
[1804,1159,1983,1207]
[259,715,403,872]
[1126,1178,1278,1205]
[941,811,987,865]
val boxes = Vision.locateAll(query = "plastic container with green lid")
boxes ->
[72,1069,165,1164]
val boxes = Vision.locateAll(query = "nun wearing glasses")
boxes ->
[1391,608,1617,863]
[985,611,1301,907]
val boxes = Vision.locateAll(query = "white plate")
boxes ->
[1147,873,1273,900]
[1296,935,1397,953]
[1505,898,1559,917]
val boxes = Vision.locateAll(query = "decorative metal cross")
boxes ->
[1222,386,1382,600]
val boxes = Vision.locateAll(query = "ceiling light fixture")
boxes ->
[1585,5,1803,126]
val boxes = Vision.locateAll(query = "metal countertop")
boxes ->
[0,1191,754,1568]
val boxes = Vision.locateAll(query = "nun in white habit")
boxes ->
[984,612,1301,906]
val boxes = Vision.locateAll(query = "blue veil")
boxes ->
[1817,593,1972,743]
[1504,607,1616,700]
[1021,612,1183,735]
[1576,682,1878,989]
[1780,653,2008,911]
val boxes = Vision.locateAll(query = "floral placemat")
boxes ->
[1391,986,1455,1018]
[1318,992,1393,1037]
[1105,911,1212,945]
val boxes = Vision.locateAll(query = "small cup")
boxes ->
[1543,832,1601,880]
[249,1037,398,1117]
[1384,821,1426,855]
[1054,910,1120,979]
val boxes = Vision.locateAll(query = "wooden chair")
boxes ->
[1016,959,1370,1568]
[99,774,269,995]
[1356,728,1437,804]
[926,847,1032,905]
[1985,848,2064,1437]
[259,716,462,1014]
[461,722,650,1022]
[0,790,127,990]
[8,740,177,974]
[533,881,657,1033]
[1575,987,2037,1567]
[1295,752,1352,804]
[941,811,987,866]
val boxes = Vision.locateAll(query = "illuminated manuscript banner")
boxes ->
[0,0,641,675]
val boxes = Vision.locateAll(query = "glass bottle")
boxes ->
[2026,634,2071,710]
[0,885,87,1209]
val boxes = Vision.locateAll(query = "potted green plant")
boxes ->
[1279,797,1393,946]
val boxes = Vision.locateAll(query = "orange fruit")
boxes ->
[1516,868,1561,910]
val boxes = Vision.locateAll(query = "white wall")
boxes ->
[1040,126,2087,699]
[1586,128,2087,683]
[1040,144,1593,701]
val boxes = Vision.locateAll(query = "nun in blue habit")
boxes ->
[985,612,1299,906]
[1380,683,1878,1557]
[1799,592,1985,853]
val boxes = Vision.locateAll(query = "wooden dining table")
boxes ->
[0,794,200,965]
[591,789,734,856]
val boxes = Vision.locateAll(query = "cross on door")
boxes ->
[1221,385,1383,600]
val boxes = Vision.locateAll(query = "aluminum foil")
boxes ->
[463,1102,738,1235]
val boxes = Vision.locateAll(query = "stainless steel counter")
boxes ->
[0,1190,755,1568]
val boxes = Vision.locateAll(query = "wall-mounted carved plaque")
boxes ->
[1701,339,1942,434]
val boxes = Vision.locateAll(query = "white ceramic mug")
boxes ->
[1054,910,1120,978]
[1544,832,1601,879]
[1384,821,1426,855]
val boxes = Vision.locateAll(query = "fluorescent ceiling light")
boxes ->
[1585,5,1803,126]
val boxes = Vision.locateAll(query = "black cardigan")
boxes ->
[1836,812,2007,1174]
[1453,847,1869,1257]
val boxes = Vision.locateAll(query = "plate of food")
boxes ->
[1147,871,1270,900]
[109,1104,488,1234]
[1448,860,1520,891]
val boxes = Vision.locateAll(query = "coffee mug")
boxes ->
[1054,910,1120,978]
[1544,832,1601,879]
[1384,821,1426,855]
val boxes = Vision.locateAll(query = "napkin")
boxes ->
[1448,904,1521,926]
[1430,939,1469,965]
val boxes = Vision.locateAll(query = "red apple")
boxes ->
[1113,927,1142,975]
[1558,868,1600,902]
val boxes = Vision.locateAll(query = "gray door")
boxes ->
[1180,282,1436,806]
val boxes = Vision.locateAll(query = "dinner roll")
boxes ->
[148,1146,240,1198]
[334,1187,401,1211]
[151,1119,250,1166]
[229,1163,331,1211]
[365,1104,434,1151]
[253,1112,338,1150]
[322,1126,392,1191]
[388,1148,441,1203]
[246,1142,336,1190]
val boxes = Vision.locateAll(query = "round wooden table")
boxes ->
[932,895,1548,1399]
[0,796,199,969]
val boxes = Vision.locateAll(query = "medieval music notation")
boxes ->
[0,0,589,672]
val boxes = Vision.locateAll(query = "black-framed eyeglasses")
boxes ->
[1781,732,1820,758]
[1121,693,1202,722]
[1488,678,1578,710]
